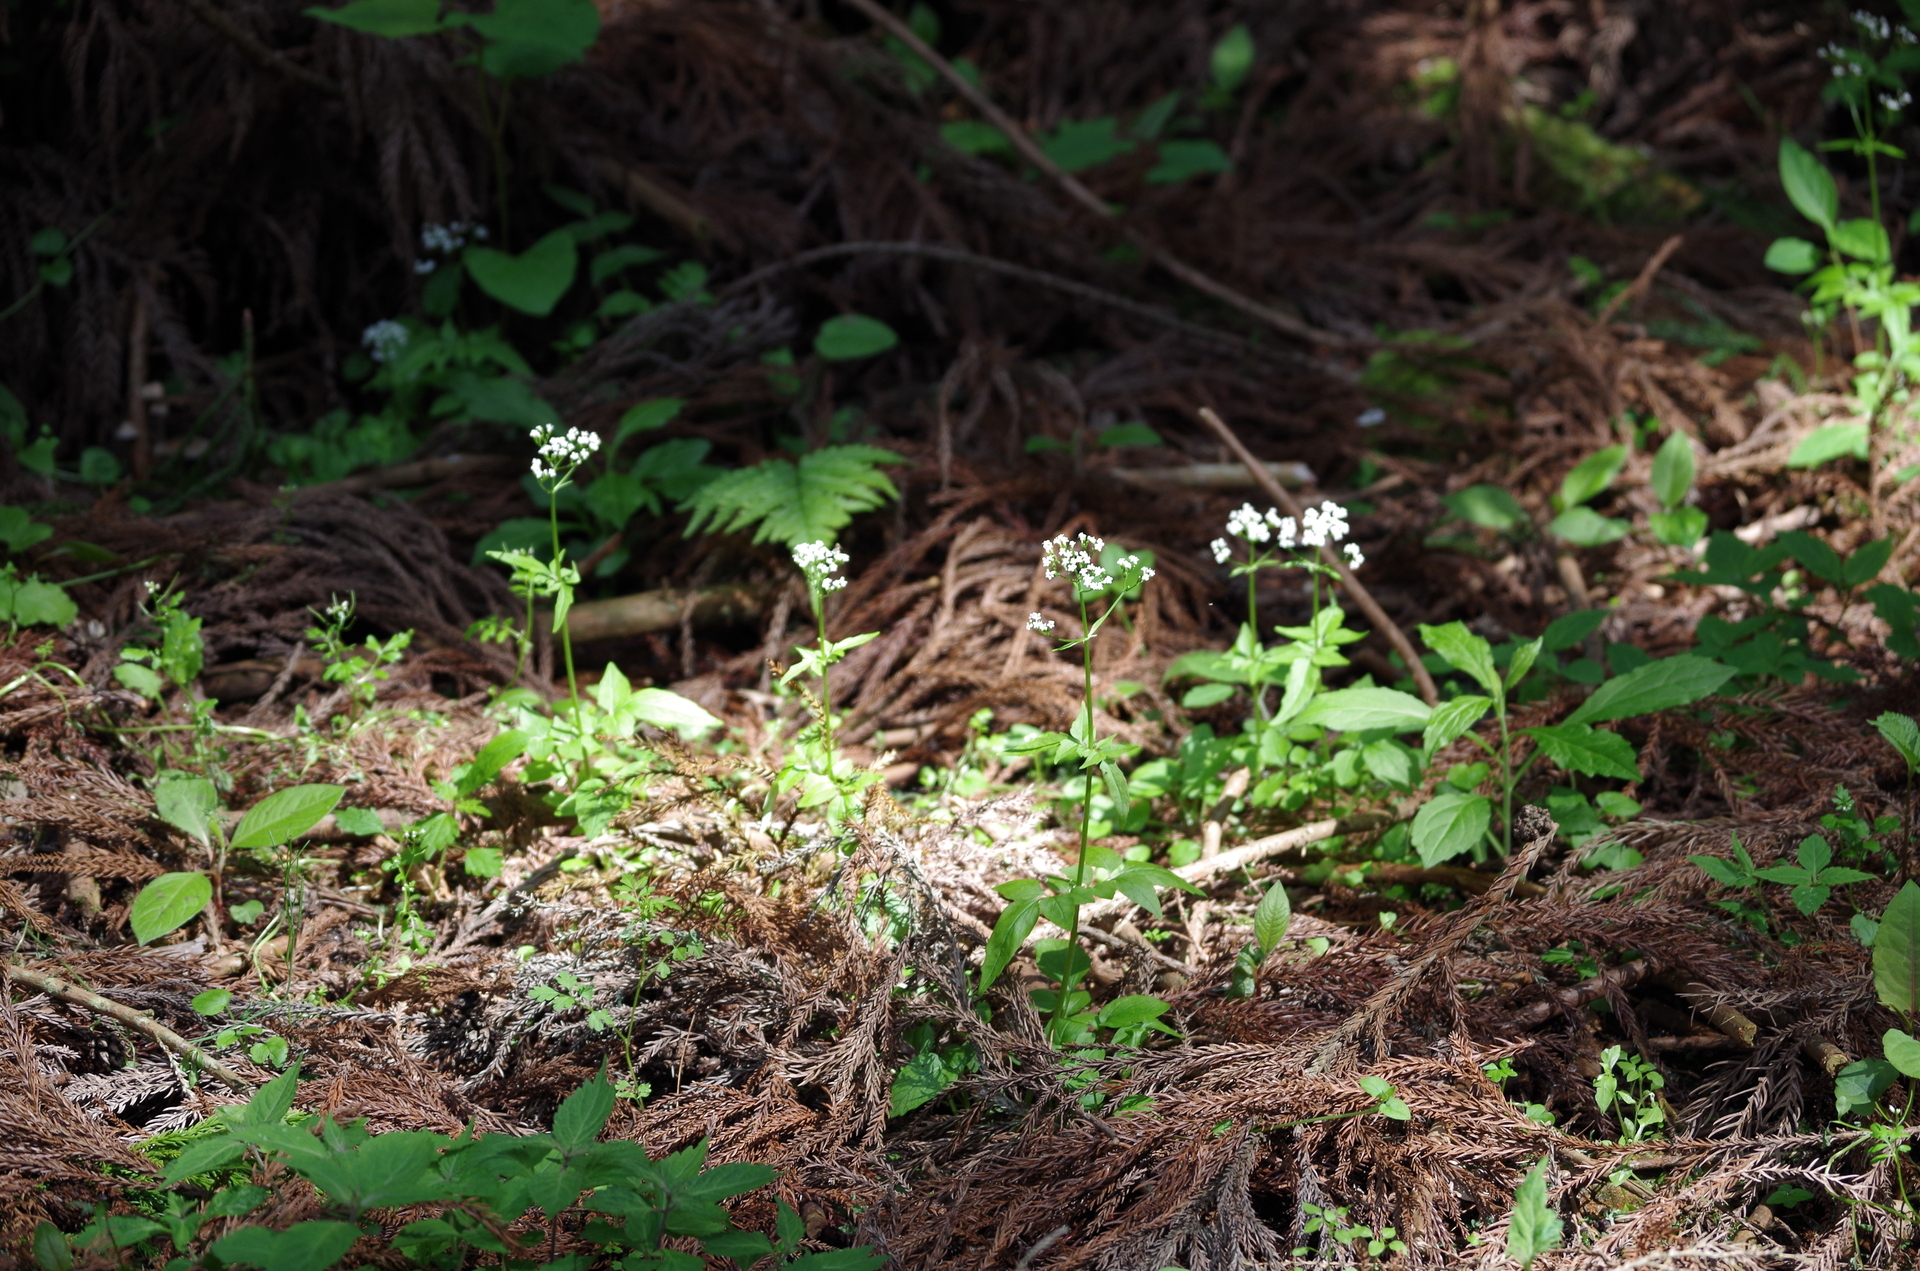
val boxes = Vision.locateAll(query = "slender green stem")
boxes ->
[550,492,579,706]
[812,586,837,792]
[1498,701,1513,857]
[1049,595,1098,1040]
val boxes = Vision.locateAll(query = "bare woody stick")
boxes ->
[838,0,1355,351]
[1196,406,1440,705]
[4,962,255,1094]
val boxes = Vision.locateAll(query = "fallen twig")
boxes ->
[1196,407,1441,705]
[1594,234,1685,327]
[4,961,254,1094]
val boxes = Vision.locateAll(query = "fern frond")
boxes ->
[681,444,904,545]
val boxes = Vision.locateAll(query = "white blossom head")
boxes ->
[529,424,601,483]
[143,579,161,599]
[1343,541,1365,570]
[1299,500,1350,549]
[1224,503,1273,543]
[1273,515,1298,549]
[1026,612,1056,633]
[326,595,353,625]
[1041,533,1108,591]
[793,540,850,592]
[1209,537,1232,564]
[361,320,409,364]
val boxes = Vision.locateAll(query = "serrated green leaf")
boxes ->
[1875,880,1920,1016]
[130,871,212,945]
[552,1068,615,1151]
[1542,608,1606,652]
[1100,760,1130,813]
[888,1051,957,1117]
[230,784,344,851]
[1506,638,1543,690]
[1411,790,1490,867]
[1831,217,1890,262]
[1419,621,1499,695]
[1563,655,1735,726]
[1844,538,1893,588]
[1506,1157,1563,1269]
[1874,711,1920,772]
[331,807,386,837]
[1519,723,1639,780]
[1253,879,1291,958]
[681,444,903,546]
[1422,694,1491,755]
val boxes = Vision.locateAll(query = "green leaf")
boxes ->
[305,0,444,36]
[1787,421,1868,468]
[1210,23,1255,94]
[462,0,599,79]
[1650,430,1695,510]
[1836,1057,1899,1119]
[453,730,527,797]
[230,784,345,851]
[888,1051,958,1117]
[32,1222,71,1271]
[553,1068,615,1151]
[1519,723,1640,780]
[0,506,52,552]
[1649,506,1708,547]
[130,871,212,945]
[1558,445,1626,509]
[1764,236,1820,273]
[1506,1157,1563,1269]
[1563,655,1735,726]
[1361,737,1419,788]
[628,688,721,738]
[813,314,899,361]
[1422,694,1491,755]
[192,988,233,1015]
[1506,638,1543,690]
[681,444,904,546]
[1145,139,1232,185]
[332,807,385,837]
[1442,484,1528,532]
[1831,217,1890,262]
[1777,530,1843,585]
[1099,760,1130,813]
[1542,608,1606,652]
[1096,422,1164,448]
[212,1221,361,1271]
[1418,621,1499,695]
[4,576,76,629]
[1411,790,1491,867]
[590,243,666,286]
[1875,880,1920,1016]
[1779,137,1838,230]
[1297,686,1432,733]
[1181,682,1236,708]
[1549,506,1631,546]
[1097,994,1171,1028]
[153,772,220,847]
[1886,1029,1920,1080]
[1039,117,1134,172]
[1689,853,1753,889]
[1253,879,1291,958]
[979,898,1039,993]
[1843,537,1893,588]
[1874,712,1920,772]
[465,230,578,317]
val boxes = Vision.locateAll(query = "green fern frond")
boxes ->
[681,444,904,545]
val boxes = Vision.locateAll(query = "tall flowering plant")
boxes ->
[984,533,1197,1043]
[774,540,879,819]
[489,424,600,702]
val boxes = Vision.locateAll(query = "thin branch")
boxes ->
[1594,233,1684,327]
[168,0,344,97]
[838,0,1360,351]
[1196,406,1441,704]
[4,961,255,1094]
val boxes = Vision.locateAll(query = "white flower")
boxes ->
[1209,537,1232,564]
[1224,503,1273,543]
[413,259,438,275]
[420,221,485,256]
[1343,542,1365,569]
[529,424,601,480]
[1273,516,1298,549]
[361,320,409,364]
[1041,534,1095,581]
[1300,500,1349,549]
[1356,406,1387,428]
[1026,612,1055,633]
[793,540,850,591]
[144,580,161,598]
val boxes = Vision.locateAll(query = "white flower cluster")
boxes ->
[1040,532,1154,593]
[144,579,162,598]
[1026,612,1056,632]
[361,320,409,364]
[1821,42,1871,76]
[529,424,601,481]
[1300,500,1349,549]
[1885,87,1915,112]
[415,221,489,273]
[1854,9,1892,41]
[793,540,850,592]
[324,595,352,626]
